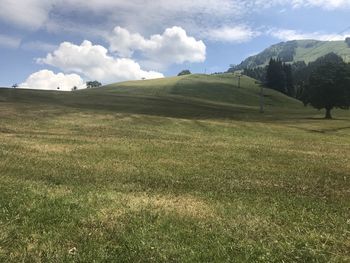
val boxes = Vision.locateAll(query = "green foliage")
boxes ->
[178,70,191,76]
[266,58,295,96]
[284,63,295,97]
[294,53,344,100]
[234,53,346,102]
[309,52,344,66]
[266,58,287,94]
[302,62,350,118]
[346,37,350,47]
[243,67,266,82]
[86,80,102,89]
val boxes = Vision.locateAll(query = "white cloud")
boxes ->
[108,26,206,69]
[38,40,164,83]
[0,34,21,48]
[0,0,237,33]
[269,28,350,41]
[0,0,52,30]
[290,0,350,9]
[108,27,147,57]
[1,0,349,35]
[244,0,350,10]
[19,70,86,91]
[206,26,260,43]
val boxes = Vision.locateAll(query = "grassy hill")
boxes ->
[0,74,349,262]
[0,74,304,120]
[235,39,350,69]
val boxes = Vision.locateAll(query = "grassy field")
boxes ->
[0,74,349,262]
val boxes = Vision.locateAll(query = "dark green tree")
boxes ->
[302,62,350,119]
[293,53,344,100]
[346,37,350,47]
[86,81,102,89]
[266,58,287,94]
[283,63,294,96]
[178,70,191,76]
[243,67,266,82]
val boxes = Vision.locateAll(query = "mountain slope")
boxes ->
[234,39,350,70]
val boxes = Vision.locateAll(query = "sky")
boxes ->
[0,0,349,90]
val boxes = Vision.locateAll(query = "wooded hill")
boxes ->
[231,39,350,71]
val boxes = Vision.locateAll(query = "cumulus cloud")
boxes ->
[38,40,164,83]
[108,26,206,68]
[269,28,350,41]
[19,70,86,91]
[205,25,260,43]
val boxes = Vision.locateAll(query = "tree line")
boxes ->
[242,53,350,118]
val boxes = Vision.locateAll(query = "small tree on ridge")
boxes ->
[178,70,191,76]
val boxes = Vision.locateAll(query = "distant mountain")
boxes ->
[233,39,350,70]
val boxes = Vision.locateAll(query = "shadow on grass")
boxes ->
[287,124,350,134]
[1,92,292,122]
[0,88,338,123]
[303,116,350,121]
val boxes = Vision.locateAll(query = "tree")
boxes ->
[302,62,350,119]
[72,86,78,91]
[178,70,191,76]
[293,53,344,100]
[86,81,102,89]
[346,37,350,47]
[12,84,18,89]
[283,63,295,96]
[243,67,266,82]
[266,58,287,94]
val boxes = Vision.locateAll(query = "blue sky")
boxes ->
[0,0,349,90]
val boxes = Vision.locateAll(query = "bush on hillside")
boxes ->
[87,81,102,89]
[178,70,191,76]
[346,37,350,47]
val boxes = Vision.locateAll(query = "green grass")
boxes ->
[295,40,350,64]
[0,74,349,262]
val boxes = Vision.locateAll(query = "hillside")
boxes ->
[234,39,350,70]
[96,74,301,108]
[0,74,303,120]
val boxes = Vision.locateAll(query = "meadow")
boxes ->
[0,74,349,262]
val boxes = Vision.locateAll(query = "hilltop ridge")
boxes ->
[232,39,350,70]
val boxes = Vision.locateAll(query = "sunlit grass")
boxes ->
[0,74,349,262]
